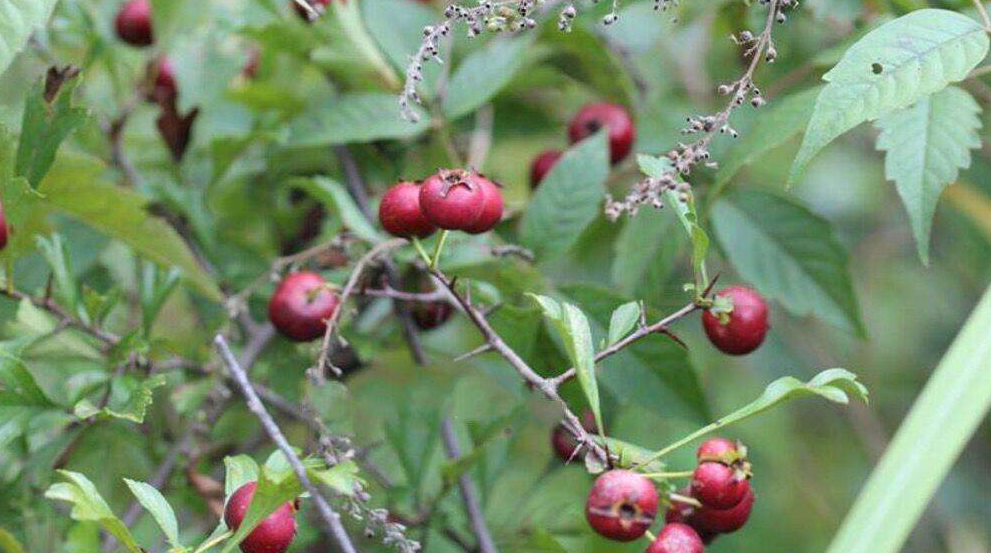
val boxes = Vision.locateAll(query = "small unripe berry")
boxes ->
[696,437,741,464]
[418,170,487,231]
[115,0,154,47]
[293,0,333,21]
[550,410,596,461]
[567,103,635,164]
[690,462,750,510]
[461,176,504,234]
[585,470,658,541]
[693,488,754,535]
[645,523,705,553]
[379,181,437,238]
[224,482,297,553]
[530,149,562,188]
[413,300,453,330]
[268,272,340,342]
[701,286,768,355]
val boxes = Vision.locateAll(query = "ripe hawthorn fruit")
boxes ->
[115,0,154,47]
[696,437,741,464]
[224,482,297,553]
[690,462,750,510]
[645,523,705,553]
[530,149,562,188]
[418,170,487,231]
[585,469,658,541]
[379,181,437,239]
[701,286,769,355]
[268,272,340,342]
[693,488,755,535]
[567,103,635,164]
[461,175,504,234]
[293,0,333,20]
[550,410,597,461]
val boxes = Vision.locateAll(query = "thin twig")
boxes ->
[0,288,120,345]
[441,417,499,553]
[215,334,361,553]
[972,0,991,33]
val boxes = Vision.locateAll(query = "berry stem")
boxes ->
[644,530,657,542]
[411,237,433,266]
[668,493,702,508]
[430,230,450,269]
[641,470,694,480]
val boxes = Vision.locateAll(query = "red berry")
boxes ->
[379,181,437,238]
[585,470,658,541]
[645,523,705,553]
[115,0,154,46]
[461,176,503,234]
[0,199,8,250]
[224,482,297,553]
[567,103,635,164]
[530,149,562,188]
[150,57,178,106]
[244,49,261,80]
[693,488,754,535]
[268,272,340,342]
[690,462,750,510]
[551,411,597,461]
[413,300,453,330]
[701,286,769,355]
[418,170,487,231]
[696,438,740,464]
[293,0,333,20]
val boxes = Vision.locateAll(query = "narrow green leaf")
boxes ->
[290,176,382,243]
[520,132,609,260]
[285,93,429,147]
[789,9,989,184]
[123,479,181,548]
[44,471,144,553]
[0,0,60,77]
[35,234,81,322]
[0,527,24,553]
[16,76,87,188]
[874,86,982,264]
[607,302,640,345]
[711,190,864,335]
[825,286,991,553]
[443,36,532,119]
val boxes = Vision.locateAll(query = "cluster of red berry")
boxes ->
[529,102,636,187]
[585,438,754,553]
[379,169,505,238]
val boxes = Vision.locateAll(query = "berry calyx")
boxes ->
[645,523,705,553]
[293,0,333,21]
[567,103,635,164]
[418,170,487,231]
[268,272,340,342]
[690,462,750,510]
[379,181,437,239]
[693,488,754,535]
[530,149,562,188]
[585,469,658,541]
[551,410,597,461]
[115,0,154,47]
[701,286,769,355]
[696,437,743,464]
[224,482,297,553]
[461,175,504,234]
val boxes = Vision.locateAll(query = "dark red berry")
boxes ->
[645,523,705,553]
[0,199,8,250]
[115,0,154,46]
[551,411,597,461]
[418,170,486,231]
[690,462,750,510]
[293,0,333,20]
[696,438,741,464]
[268,272,340,342]
[585,470,658,541]
[150,57,178,106]
[530,149,562,188]
[693,488,754,535]
[701,286,768,355]
[413,300,453,330]
[461,176,503,234]
[224,482,297,553]
[243,49,261,80]
[567,103,635,164]
[379,181,437,238]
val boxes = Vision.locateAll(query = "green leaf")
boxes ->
[37,154,222,301]
[44,471,144,553]
[713,86,821,195]
[332,0,399,89]
[0,527,24,553]
[789,9,989,184]
[528,294,602,432]
[607,302,640,345]
[16,76,87,188]
[284,93,429,147]
[73,374,166,423]
[173,32,245,115]
[657,184,709,290]
[540,23,636,103]
[0,0,60,77]
[611,205,684,299]
[290,176,382,243]
[874,86,982,264]
[825,286,991,553]
[123,478,182,548]
[35,234,82,322]
[0,337,55,407]
[520,132,609,260]
[223,455,260,498]
[443,36,532,119]
[711,190,864,335]
[309,461,362,496]
[361,0,436,74]
[218,460,303,553]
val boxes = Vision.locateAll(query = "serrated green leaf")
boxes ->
[607,302,640,345]
[290,176,382,243]
[711,190,864,335]
[874,86,982,264]
[309,460,362,496]
[123,479,181,548]
[223,455,260,499]
[0,527,24,553]
[285,93,429,147]
[520,132,609,260]
[73,374,166,423]
[443,36,532,119]
[0,0,59,77]
[44,471,143,553]
[790,9,988,184]
[16,77,87,188]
